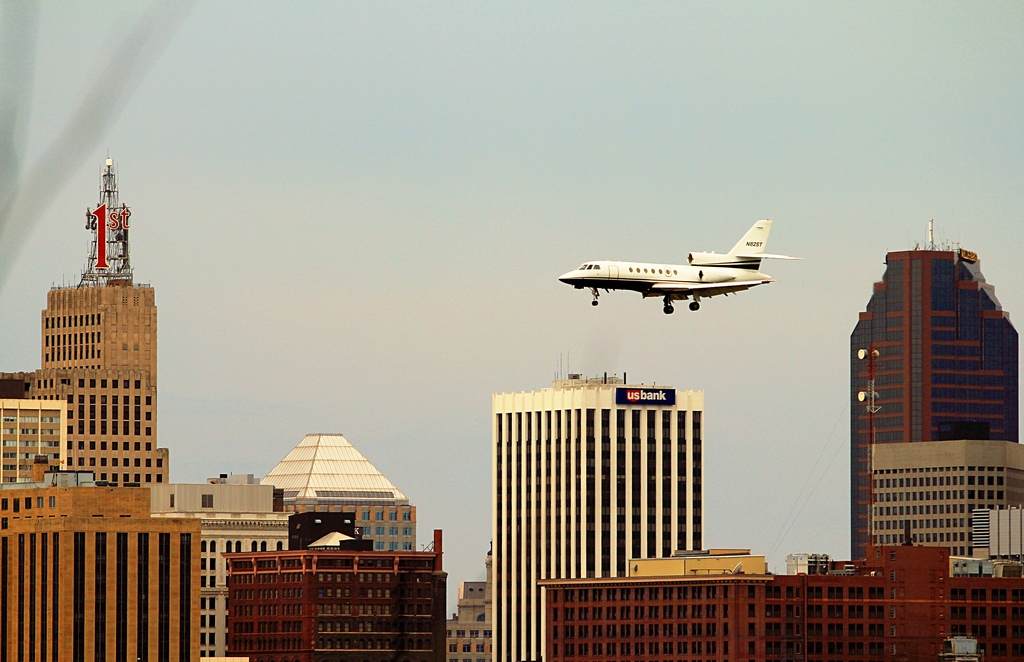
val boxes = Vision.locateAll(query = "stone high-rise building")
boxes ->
[850,239,1018,560]
[4,159,167,485]
[492,375,704,662]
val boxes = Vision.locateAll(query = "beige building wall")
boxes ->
[151,481,289,658]
[629,550,767,577]
[0,399,66,483]
[447,552,493,662]
[872,439,1024,555]
[27,282,166,484]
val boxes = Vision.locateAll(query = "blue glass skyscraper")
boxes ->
[850,247,1018,559]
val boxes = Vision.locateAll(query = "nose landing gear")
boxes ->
[590,288,600,306]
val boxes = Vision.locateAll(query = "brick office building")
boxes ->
[0,463,199,662]
[541,545,1024,662]
[226,529,447,662]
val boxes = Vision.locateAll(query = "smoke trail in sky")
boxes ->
[0,0,195,292]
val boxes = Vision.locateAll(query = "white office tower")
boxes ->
[492,375,704,662]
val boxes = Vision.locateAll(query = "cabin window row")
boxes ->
[629,267,678,275]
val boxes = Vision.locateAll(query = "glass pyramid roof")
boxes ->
[262,433,408,503]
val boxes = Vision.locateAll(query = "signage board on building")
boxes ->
[615,387,675,406]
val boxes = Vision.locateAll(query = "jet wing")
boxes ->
[646,279,772,299]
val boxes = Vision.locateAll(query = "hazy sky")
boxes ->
[1,1,1022,601]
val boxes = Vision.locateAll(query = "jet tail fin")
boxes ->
[727,219,772,256]
[689,220,799,268]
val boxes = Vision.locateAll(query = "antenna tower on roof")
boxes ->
[80,158,133,287]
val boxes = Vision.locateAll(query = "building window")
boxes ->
[201,494,214,509]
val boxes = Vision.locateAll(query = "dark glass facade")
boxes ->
[850,249,1019,559]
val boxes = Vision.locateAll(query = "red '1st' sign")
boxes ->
[91,204,108,269]
[89,204,131,270]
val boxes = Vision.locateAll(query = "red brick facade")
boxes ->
[226,530,447,662]
[542,545,1024,662]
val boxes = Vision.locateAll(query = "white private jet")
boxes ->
[558,219,799,314]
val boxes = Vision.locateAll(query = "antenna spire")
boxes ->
[80,158,133,287]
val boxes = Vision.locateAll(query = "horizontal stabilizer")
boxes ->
[734,253,801,260]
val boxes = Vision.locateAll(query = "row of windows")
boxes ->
[72,421,151,436]
[556,585,725,603]
[69,393,149,405]
[0,416,59,423]
[44,313,101,329]
[447,629,491,638]
[876,464,1005,475]
[93,472,159,483]
[217,540,285,553]
[555,639,722,657]
[931,387,1004,400]
[933,401,1004,415]
[1,429,60,436]
[933,372,1005,386]
[45,332,100,347]
[375,541,414,551]
[877,473,1003,488]
[366,526,414,536]
[360,511,413,521]
[932,358,982,371]
[0,495,57,511]
[874,489,1004,503]
[74,440,152,452]
[875,503,963,517]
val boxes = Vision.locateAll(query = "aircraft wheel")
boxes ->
[591,300,599,307]
[689,301,700,311]
[663,304,674,314]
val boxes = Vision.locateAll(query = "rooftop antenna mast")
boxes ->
[858,347,881,545]
[80,157,133,287]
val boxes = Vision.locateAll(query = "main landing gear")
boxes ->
[590,288,600,306]
[689,301,700,311]
[663,296,674,315]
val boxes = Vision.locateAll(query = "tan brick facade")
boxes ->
[26,281,167,484]
[0,474,199,661]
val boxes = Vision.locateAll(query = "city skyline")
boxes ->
[1,1,1022,599]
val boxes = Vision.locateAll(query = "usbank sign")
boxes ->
[615,388,676,406]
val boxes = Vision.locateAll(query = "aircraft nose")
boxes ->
[558,271,575,283]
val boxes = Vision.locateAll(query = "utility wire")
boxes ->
[767,400,847,561]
